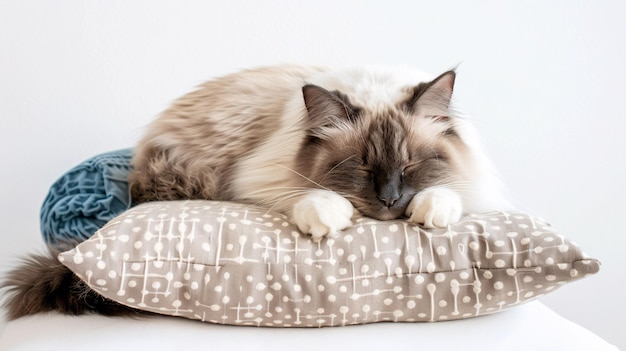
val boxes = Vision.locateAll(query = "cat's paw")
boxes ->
[292,190,354,242]
[406,187,463,228]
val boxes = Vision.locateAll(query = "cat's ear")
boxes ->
[405,70,456,119]
[302,84,357,132]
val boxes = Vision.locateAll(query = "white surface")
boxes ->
[0,302,618,351]
[0,0,624,349]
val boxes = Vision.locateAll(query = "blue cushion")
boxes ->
[40,149,133,248]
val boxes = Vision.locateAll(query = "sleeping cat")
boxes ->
[129,64,506,241]
[2,64,507,319]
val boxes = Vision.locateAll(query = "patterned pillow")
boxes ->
[59,200,599,327]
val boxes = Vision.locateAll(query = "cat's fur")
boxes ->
[2,64,507,319]
[129,64,506,240]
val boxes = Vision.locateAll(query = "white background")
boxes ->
[1,1,624,348]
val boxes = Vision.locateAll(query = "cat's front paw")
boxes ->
[292,190,354,242]
[406,187,462,228]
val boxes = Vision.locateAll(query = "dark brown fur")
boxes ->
[1,251,146,320]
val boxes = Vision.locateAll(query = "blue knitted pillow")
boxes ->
[40,149,133,248]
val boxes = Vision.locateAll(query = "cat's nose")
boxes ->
[378,193,400,208]
[377,177,401,208]
[376,171,403,208]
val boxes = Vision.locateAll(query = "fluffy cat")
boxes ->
[2,64,507,319]
[129,64,506,241]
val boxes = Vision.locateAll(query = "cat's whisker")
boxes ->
[244,186,316,198]
[319,155,356,185]
[431,180,482,194]
[423,175,471,189]
[244,187,327,213]
[247,189,310,205]
[263,191,318,214]
[268,163,330,191]
[435,182,470,189]
[248,186,363,216]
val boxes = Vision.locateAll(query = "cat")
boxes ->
[129,64,506,241]
[2,64,507,319]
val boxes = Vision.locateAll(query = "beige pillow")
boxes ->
[59,200,599,327]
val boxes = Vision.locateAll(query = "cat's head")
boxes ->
[297,70,474,220]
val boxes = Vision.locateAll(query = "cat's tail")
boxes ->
[1,250,145,320]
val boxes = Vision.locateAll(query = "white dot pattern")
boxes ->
[59,200,600,327]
